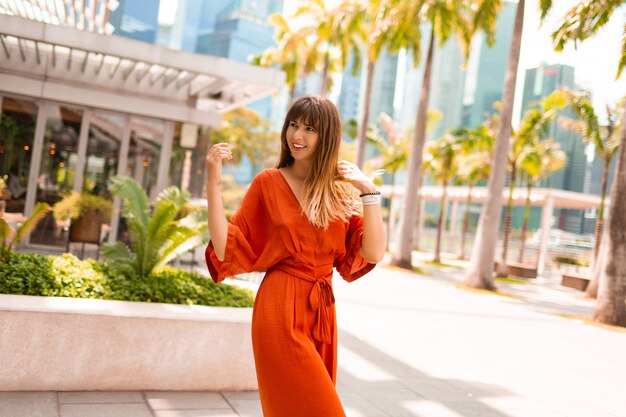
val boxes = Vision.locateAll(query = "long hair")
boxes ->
[276,95,359,229]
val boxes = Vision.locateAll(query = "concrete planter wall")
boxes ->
[0,294,256,391]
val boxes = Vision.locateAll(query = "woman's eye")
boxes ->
[306,126,316,132]
[289,122,298,128]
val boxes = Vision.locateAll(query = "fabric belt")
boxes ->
[271,261,335,345]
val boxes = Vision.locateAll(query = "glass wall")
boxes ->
[30,104,83,246]
[0,97,38,213]
[127,117,163,200]
[83,111,125,197]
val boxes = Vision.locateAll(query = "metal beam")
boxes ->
[34,40,41,64]
[0,35,11,59]
[17,37,26,62]
[81,50,89,72]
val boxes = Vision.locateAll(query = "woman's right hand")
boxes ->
[206,143,233,185]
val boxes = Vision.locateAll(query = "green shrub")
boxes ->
[0,252,254,308]
[102,265,254,307]
[0,251,54,295]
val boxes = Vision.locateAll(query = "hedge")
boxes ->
[0,252,254,308]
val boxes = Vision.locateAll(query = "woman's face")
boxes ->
[286,118,319,161]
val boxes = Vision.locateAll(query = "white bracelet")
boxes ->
[361,194,381,206]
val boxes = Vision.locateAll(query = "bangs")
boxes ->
[286,97,323,130]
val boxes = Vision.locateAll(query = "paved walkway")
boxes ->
[2,253,626,417]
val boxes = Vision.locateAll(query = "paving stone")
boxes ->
[154,410,239,417]
[58,392,144,404]
[145,392,229,410]
[0,392,58,417]
[59,403,152,417]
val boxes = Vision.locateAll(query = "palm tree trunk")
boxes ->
[586,159,610,297]
[518,179,533,263]
[386,170,396,250]
[434,178,448,263]
[464,0,524,290]
[320,51,331,95]
[356,59,376,168]
[459,184,473,260]
[593,112,626,326]
[390,25,436,270]
[289,84,296,107]
[497,166,517,276]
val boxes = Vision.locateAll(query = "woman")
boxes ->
[205,95,385,416]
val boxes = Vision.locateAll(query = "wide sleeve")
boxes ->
[205,173,283,283]
[335,214,377,282]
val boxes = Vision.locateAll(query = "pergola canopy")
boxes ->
[382,185,603,210]
[0,14,285,126]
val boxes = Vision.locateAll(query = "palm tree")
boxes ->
[497,90,567,276]
[103,177,207,279]
[391,0,485,270]
[561,92,621,297]
[465,0,527,290]
[252,13,318,105]
[367,113,410,247]
[423,134,460,263]
[295,0,364,96]
[452,124,494,260]
[517,139,567,263]
[542,0,626,326]
[354,0,403,168]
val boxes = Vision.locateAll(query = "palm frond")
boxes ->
[102,242,137,276]
[10,202,51,249]
[156,229,205,270]
[109,176,150,230]
[155,186,190,211]
[0,218,15,253]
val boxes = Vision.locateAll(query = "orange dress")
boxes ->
[205,168,376,417]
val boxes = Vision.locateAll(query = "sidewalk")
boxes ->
[2,254,625,417]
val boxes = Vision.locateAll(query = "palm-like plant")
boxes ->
[465,0,531,290]
[367,113,411,247]
[0,202,50,258]
[102,177,208,279]
[354,0,402,168]
[517,139,566,263]
[252,13,318,105]
[424,134,461,263]
[541,0,626,325]
[562,92,621,260]
[391,0,494,270]
[295,0,364,95]
[452,124,494,260]
[498,89,567,276]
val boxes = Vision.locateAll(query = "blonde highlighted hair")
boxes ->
[277,95,359,229]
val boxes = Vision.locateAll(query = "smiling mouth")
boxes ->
[292,143,307,150]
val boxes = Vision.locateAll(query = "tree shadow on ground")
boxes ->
[337,329,516,417]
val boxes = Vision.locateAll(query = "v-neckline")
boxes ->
[275,168,306,214]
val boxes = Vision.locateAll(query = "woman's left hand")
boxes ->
[337,160,376,194]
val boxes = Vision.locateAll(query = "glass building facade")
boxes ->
[109,0,161,43]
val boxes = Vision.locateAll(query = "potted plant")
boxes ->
[53,192,113,253]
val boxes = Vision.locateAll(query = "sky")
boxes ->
[159,0,626,121]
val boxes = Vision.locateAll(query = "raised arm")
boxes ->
[337,160,385,264]
[206,143,232,261]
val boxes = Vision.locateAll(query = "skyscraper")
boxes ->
[109,0,161,43]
